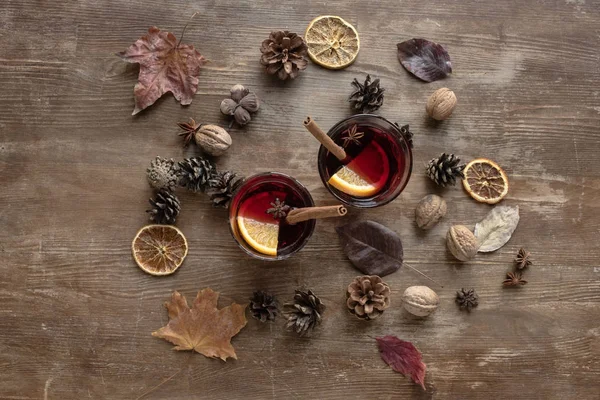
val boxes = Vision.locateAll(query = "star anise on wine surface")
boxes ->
[341,124,364,147]
[177,118,202,147]
[266,198,291,219]
[514,248,532,270]
[503,271,528,287]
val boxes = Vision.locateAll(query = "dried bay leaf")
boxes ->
[376,335,427,390]
[397,38,452,82]
[152,288,247,361]
[118,27,206,115]
[474,206,520,252]
[336,220,403,277]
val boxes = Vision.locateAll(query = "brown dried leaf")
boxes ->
[117,27,206,115]
[152,289,247,361]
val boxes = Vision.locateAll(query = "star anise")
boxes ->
[515,248,532,270]
[341,124,364,147]
[266,198,291,219]
[394,122,414,148]
[503,271,528,287]
[177,118,202,147]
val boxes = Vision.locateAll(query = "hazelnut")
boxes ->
[426,88,457,120]
[415,194,447,230]
[194,124,232,156]
[402,286,439,317]
[446,225,479,261]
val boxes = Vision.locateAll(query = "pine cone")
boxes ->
[260,31,308,80]
[147,156,178,190]
[426,153,465,187]
[394,122,414,149]
[346,275,391,320]
[249,291,279,322]
[177,157,216,193]
[348,75,385,113]
[146,189,181,224]
[206,171,245,208]
[455,288,478,312]
[284,290,325,336]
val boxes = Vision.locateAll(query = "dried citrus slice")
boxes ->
[305,15,360,69]
[328,141,389,197]
[462,158,509,204]
[237,217,278,256]
[132,225,188,276]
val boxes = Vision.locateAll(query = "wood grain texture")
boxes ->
[1,0,599,398]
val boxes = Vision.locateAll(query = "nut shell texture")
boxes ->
[415,194,447,229]
[447,225,479,261]
[194,124,232,156]
[426,88,457,120]
[402,286,439,317]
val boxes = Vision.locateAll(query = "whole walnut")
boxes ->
[194,124,232,156]
[426,88,457,120]
[402,286,439,317]
[447,225,479,261]
[415,194,447,230]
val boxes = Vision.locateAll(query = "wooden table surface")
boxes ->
[2,0,599,399]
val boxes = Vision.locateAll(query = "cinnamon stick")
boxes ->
[303,116,347,161]
[285,205,347,225]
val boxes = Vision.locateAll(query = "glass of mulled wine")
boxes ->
[315,114,413,208]
[228,172,316,260]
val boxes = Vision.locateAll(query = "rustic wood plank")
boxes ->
[1,0,599,398]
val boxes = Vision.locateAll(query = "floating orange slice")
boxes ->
[132,225,188,276]
[462,158,509,204]
[236,192,280,256]
[328,141,389,197]
[305,15,360,69]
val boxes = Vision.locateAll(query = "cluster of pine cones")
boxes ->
[145,156,244,224]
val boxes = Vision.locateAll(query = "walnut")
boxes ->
[402,286,439,317]
[426,88,457,120]
[446,225,479,261]
[194,124,232,156]
[415,194,447,230]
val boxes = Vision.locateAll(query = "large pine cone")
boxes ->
[284,290,325,336]
[206,171,245,208]
[177,157,216,193]
[346,275,391,320]
[260,31,308,80]
[146,189,181,224]
[426,153,465,187]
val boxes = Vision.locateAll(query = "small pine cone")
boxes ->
[206,171,245,208]
[177,157,216,193]
[426,153,465,187]
[346,275,391,320]
[249,291,279,322]
[147,156,178,190]
[394,122,414,149]
[348,75,385,113]
[284,290,325,337]
[146,189,181,224]
[455,288,478,312]
[260,31,308,80]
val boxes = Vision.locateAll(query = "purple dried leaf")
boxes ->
[397,38,452,82]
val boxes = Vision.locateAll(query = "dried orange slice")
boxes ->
[305,16,360,69]
[462,158,509,204]
[132,225,188,276]
[328,141,389,197]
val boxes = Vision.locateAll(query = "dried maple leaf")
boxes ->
[376,335,427,390]
[152,289,247,360]
[117,26,206,115]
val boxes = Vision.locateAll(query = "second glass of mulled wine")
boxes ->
[316,114,413,208]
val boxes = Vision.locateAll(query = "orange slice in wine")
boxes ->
[236,192,280,256]
[328,141,390,197]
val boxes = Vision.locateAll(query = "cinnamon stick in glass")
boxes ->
[303,116,347,161]
[285,205,347,225]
